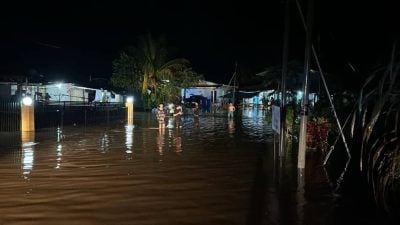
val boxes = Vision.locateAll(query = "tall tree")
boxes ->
[111,33,202,109]
[111,47,142,93]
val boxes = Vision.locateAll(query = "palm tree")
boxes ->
[350,49,400,217]
[138,33,190,95]
[111,33,202,109]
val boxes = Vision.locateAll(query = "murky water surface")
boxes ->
[0,110,396,225]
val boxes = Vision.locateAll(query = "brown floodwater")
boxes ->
[0,109,396,225]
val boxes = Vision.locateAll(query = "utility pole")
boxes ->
[232,62,238,104]
[298,0,314,169]
[279,0,291,157]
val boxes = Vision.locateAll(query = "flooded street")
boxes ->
[0,110,395,225]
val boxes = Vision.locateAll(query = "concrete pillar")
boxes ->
[21,130,35,144]
[126,97,134,125]
[21,97,35,132]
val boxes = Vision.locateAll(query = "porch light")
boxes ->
[126,96,134,103]
[22,96,33,106]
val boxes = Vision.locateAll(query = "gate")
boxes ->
[0,99,21,132]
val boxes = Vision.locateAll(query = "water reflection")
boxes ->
[100,132,109,153]
[241,109,273,143]
[193,116,200,129]
[228,119,235,136]
[55,143,63,169]
[173,131,182,153]
[125,124,134,157]
[55,127,63,169]
[157,128,165,156]
[297,168,306,225]
[57,127,63,142]
[21,132,35,179]
[167,128,173,147]
[0,111,394,225]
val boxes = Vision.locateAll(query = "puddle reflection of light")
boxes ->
[57,127,63,142]
[100,133,109,153]
[168,129,173,147]
[125,125,134,156]
[22,146,34,178]
[248,110,253,118]
[55,144,62,169]
[21,132,35,180]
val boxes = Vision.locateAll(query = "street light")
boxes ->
[22,96,33,106]
[126,96,134,103]
[297,91,303,101]
[56,83,63,104]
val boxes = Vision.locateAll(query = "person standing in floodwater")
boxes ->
[174,103,183,128]
[192,102,199,117]
[228,102,235,119]
[156,103,166,129]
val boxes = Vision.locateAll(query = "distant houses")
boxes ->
[0,81,124,104]
[1,75,319,110]
[181,80,274,109]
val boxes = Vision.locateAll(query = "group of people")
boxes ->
[155,101,236,129]
[156,103,183,129]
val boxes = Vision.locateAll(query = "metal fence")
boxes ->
[0,100,126,132]
[35,101,126,129]
[0,99,21,132]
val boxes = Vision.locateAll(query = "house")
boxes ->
[182,80,233,103]
[220,90,275,108]
[0,82,18,99]
[0,81,123,104]
[43,83,123,103]
[252,64,320,107]
[0,81,43,100]
[181,80,234,111]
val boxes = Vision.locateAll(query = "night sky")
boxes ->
[0,1,399,86]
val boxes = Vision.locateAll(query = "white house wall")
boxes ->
[45,84,71,102]
[45,84,90,102]
[113,94,122,103]
[184,87,214,99]
[182,86,232,103]
[239,90,274,107]
[70,87,85,102]
[0,82,123,103]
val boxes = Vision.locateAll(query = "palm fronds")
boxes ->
[352,46,400,216]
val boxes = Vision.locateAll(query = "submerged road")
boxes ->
[0,110,395,225]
